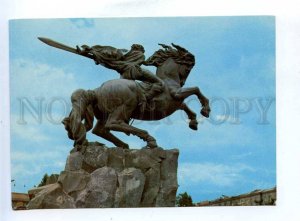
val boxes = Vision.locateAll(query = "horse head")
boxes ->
[144,43,195,86]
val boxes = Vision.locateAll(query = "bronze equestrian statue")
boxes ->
[38,38,211,149]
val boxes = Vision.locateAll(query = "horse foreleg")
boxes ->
[180,103,198,130]
[172,87,210,118]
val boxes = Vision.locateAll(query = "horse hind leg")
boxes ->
[106,121,158,149]
[92,120,129,149]
[105,106,158,149]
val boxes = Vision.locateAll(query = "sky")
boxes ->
[9,16,276,202]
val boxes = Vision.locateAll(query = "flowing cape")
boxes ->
[89,45,145,77]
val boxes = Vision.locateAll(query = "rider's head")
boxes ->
[131,44,145,53]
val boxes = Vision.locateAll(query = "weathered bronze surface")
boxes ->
[39,38,210,149]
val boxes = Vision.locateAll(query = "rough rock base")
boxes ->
[27,142,179,209]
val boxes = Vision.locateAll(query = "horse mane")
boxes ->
[144,43,195,68]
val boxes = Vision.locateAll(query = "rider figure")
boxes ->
[77,44,164,100]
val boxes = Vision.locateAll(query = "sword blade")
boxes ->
[38,37,94,59]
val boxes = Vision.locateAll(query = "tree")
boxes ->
[176,192,194,207]
[38,173,49,187]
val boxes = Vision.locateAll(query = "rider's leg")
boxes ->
[138,69,165,100]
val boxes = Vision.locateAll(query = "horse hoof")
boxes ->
[143,145,158,149]
[189,119,198,130]
[147,141,158,149]
[144,136,158,149]
[201,107,210,118]
[147,144,158,149]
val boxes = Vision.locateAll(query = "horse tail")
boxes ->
[62,89,95,146]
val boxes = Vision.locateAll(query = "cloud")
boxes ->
[11,147,67,180]
[10,147,69,187]
[69,18,95,28]
[10,112,69,145]
[11,150,66,174]
[11,163,43,178]
[214,114,238,124]
[11,150,62,162]
[177,161,275,201]
[215,114,228,121]
[136,115,270,150]
[200,53,275,99]
[12,123,50,142]
[10,58,79,100]
[178,162,255,187]
[10,114,50,143]
[230,152,253,160]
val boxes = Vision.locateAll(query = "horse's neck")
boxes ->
[156,59,181,86]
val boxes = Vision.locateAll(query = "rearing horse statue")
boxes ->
[38,38,210,149]
[62,43,210,149]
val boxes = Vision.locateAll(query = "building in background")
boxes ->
[11,192,30,210]
[196,187,276,206]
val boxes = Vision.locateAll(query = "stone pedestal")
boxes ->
[27,142,179,209]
